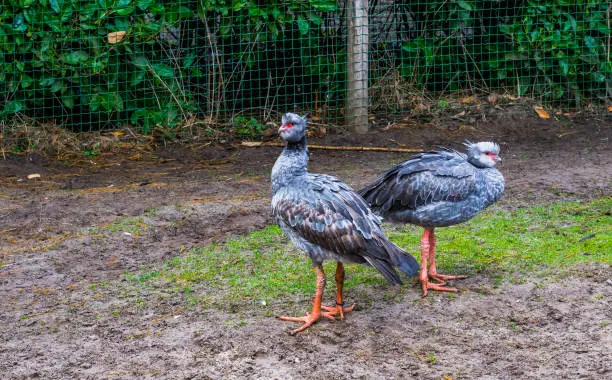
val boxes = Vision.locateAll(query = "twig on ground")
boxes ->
[241,141,422,153]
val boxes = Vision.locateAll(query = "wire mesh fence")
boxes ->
[1,1,610,133]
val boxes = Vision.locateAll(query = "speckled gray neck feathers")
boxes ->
[271,136,308,194]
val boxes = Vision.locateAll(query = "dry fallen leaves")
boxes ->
[459,95,476,104]
[107,31,126,44]
[307,126,327,138]
[533,105,550,119]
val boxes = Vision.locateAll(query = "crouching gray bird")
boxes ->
[271,113,420,334]
[359,142,504,296]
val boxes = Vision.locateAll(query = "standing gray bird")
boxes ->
[271,113,420,334]
[359,142,504,296]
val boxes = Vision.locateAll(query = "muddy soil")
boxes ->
[0,110,610,379]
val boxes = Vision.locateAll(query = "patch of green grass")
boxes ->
[106,217,147,234]
[134,225,394,309]
[387,197,611,276]
[132,198,610,310]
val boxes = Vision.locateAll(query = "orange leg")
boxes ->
[427,229,467,284]
[279,262,353,335]
[420,228,459,297]
[321,262,354,319]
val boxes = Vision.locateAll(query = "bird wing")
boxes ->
[361,150,477,212]
[272,173,388,259]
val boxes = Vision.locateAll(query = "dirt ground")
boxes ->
[1,108,610,379]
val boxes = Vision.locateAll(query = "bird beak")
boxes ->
[495,155,502,163]
[278,124,288,134]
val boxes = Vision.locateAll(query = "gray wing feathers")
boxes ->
[273,174,415,283]
[273,175,384,257]
[360,150,477,211]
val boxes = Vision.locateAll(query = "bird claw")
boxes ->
[421,281,460,297]
[430,273,468,281]
[429,277,447,286]
[321,303,355,320]
[279,313,321,335]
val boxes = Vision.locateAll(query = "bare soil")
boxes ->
[1,109,610,379]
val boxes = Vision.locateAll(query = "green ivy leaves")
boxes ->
[1,0,195,130]
[399,0,611,103]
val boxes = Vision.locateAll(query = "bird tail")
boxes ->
[363,257,403,285]
[383,239,420,278]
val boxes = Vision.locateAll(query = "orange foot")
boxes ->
[321,302,355,320]
[431,273,468,282]
[279,311,335,335]
[421,280,460,297]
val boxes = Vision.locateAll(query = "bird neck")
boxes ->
[271,136,309,193]
[285,135,307,152]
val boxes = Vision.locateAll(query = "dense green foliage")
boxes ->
[0,1,609,131]
[194,0,342,119]
[0,0,199,131]
[0,0,340,131]
[399,0,611,104]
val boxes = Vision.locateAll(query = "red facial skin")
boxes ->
[279,123,294,133]
[486,152,502,163]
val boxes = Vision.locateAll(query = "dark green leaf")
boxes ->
[182,53,196,69]
[456,0,473,11]
[559,59,569,76]
[59,5,73,23]
[312,2,337,12]
[166,6,193,23]
[40,77,56,87]
[12,14,28,32]
[592,72,606,83]
[130,70,146,86]
[20,74,33,88]
[116,0,132,7]
[61,51,89,64]
[307,12,323,26]
[132,56,149,68]
[116,6,135,16]
[51,79,64,93]
[584,36,598,53]
[136,0,153,10]
[130,109,149,124]
[151,63,174,78]
[2,101,24,115]
[49,0,63,13]
[297,16,309,35]
[233,0,247,11]
[62,92,75,109]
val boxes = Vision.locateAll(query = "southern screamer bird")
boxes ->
[359,142,504,296]
[271,113,420,334]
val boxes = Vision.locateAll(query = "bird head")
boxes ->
[464,141,502,168]
[278,113,307,143]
